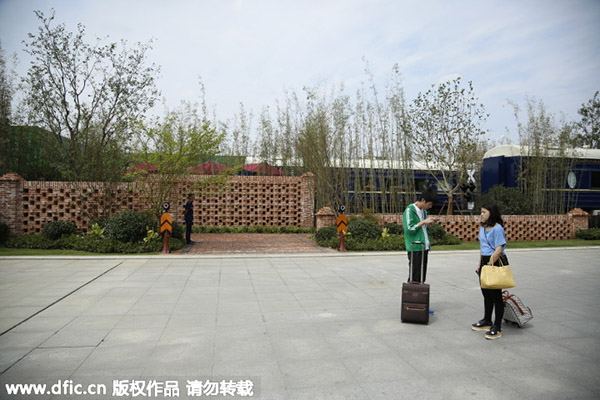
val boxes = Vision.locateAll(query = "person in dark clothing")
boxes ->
[184,193,195,244]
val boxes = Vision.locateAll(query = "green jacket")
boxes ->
[403,203,429,251]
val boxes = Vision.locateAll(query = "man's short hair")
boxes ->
[419,188,438,204]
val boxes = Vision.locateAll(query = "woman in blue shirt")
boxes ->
[472,204,507,340]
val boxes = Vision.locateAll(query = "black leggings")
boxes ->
[479,255,507,328]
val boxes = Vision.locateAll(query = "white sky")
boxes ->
[1,0,599,143]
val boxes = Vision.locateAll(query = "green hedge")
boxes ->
[315,222,461,251]
[384,222,403,235]
[575,228,600,240]
[5,233,185,253]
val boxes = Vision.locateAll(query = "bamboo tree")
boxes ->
[512,97,578,214]
[408,78,488,214]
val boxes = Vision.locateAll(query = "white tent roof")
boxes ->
[483,145,600,160]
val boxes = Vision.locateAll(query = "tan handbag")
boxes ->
[480,258,515,289]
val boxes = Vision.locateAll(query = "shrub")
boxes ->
[384,222,403,235]
[438,233,461,245]
[87,223,105,238]
[427,224,446,243]
[6,234,56,249]
[477,185,533,215]
[42,221,78,240]
[315,226,338,245]
[171,221,184,239]
[6,232,185,254]
[348,218,382,240]
[345,235,405,251]
[0,222,9,244]
[104,210,156,243]
[360,208,379,223]
[575,228,600,240]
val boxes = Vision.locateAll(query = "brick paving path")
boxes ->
[176,233,335,254]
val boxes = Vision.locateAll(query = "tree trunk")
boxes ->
[447,192,453,215]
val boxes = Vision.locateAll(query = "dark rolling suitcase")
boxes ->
[401,241,430,324]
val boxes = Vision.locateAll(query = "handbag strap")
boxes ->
[502,290,525,315]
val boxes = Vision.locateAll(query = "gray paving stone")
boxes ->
[0,247,599,399]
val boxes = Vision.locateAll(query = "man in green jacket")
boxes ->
[403,188,439,283]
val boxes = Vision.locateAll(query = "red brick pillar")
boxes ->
[0,173,24,236]
[315,207,336,230]
[567,208,589,237]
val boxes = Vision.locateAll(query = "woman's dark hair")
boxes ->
[481,204,504,227]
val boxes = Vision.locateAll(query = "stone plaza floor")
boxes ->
[0,246,599,399]
[177,234,334,255]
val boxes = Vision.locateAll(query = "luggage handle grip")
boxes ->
[409,241,426,284]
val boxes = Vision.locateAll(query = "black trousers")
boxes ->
[185,220,193,243]
[407,250,429,283]
[479,255,507,328]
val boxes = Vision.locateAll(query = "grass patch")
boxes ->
[0,247,160,256]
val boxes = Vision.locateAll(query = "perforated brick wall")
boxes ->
[0,173,315,235]
[316,208,589,242]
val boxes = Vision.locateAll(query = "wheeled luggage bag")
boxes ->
[401,241,430,324]
[502,290,533,327]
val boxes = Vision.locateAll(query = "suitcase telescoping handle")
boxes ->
[410,241,425,284]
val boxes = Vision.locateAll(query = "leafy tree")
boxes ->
[477,185,533,215]
[0,40,15,174]
[574,91,599,149]
[296,95,334,210]
[20,10,160,181]
[511,97,578,214]
[408,78,488,214]
[130,101,224,217]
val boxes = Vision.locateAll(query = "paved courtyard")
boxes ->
[0,247,599,399]
[178,234,334,255]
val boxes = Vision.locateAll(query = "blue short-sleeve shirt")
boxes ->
[479,224,506,256]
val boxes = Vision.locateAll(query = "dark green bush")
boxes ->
[315,226,338,245]
[91,217,110,229]
[42,221,78,240]
[345,235,405,251]
[6,234,56,249]
[317,232,405,251]
[348,218,382,240]
[438,233,461,245]
[427,224,446,242]
[6,233,185,253]
[575,228,600,240]
[0,222,9,244]
[384,222,403,235]
[171,221,184,239]
[104,210,156,243]
[477,185,533,215]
